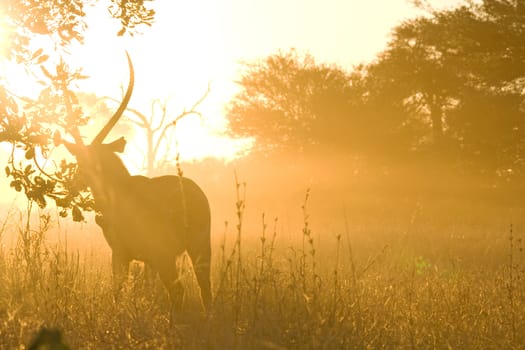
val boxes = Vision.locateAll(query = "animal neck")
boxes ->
[86,151,132,210]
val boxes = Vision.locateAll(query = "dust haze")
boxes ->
[2,0,525,348]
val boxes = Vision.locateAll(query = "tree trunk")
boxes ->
[430,95,444,145]
[146,130,154,177]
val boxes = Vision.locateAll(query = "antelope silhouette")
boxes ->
[63,53,211,313]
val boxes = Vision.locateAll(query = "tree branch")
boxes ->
[152,83,211,164]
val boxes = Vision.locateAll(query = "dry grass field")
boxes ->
[2,1,525,348]
[0,176,524,350]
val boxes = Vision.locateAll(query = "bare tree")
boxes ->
[103,84,210,176]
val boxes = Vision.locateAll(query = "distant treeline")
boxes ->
[226,0,525,186]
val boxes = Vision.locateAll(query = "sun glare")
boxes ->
[0,30,7,60]
[0,8,8,59]
[117,115,252,175]
[1,0,450,168]
[172,117,251,161]
[64,1,253,166]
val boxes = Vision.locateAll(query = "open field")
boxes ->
[0,181,524,349]
[2,1,525,349]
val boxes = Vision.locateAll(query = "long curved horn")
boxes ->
[91,51,134,145]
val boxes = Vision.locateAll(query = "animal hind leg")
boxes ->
[159,268,184,322]
[188,249,212,311]
[143,262,157,287]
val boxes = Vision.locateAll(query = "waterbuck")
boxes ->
[63,53,211,312]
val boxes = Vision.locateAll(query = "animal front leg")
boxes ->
[95,215,129,294]
[111,251,130,299]
[132,261,157,293]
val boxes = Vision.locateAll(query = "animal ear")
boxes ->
[107,137,127,153]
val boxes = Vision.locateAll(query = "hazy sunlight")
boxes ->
[0,19,7,59]
[4,1,525,348]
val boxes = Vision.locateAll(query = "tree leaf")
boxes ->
[25,147,35,159]
[72,206,84,222]
[31,48,43,60]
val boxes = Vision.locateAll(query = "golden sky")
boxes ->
[0,0,464,170]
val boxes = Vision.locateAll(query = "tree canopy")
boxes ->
[1,0,155,62]
[227,51,353,153]
[0,1,156,220]
[226,0,525,182]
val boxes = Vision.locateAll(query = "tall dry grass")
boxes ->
[0,185,524,349]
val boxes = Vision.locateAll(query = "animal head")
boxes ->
[62,52,134,199]
[64,136,130,181]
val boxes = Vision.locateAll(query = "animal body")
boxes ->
[63,53,211,311]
